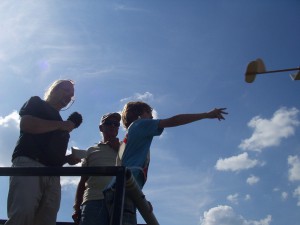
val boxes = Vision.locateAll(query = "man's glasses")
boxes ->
[103,121,120,127]
[61,97,75,111]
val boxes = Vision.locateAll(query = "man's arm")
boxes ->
[20,115,75,134]
[158,108,228,128]
[65,154,81,166]
[72,176,88,224]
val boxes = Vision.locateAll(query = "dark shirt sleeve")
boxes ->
[19,96,42,117]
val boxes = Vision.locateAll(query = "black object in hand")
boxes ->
[67,112,83,128]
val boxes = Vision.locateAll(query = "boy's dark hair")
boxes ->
[122,101,152,128]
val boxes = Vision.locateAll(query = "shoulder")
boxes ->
[23,96,43,106]
[24,96,45,109]
[97,143,117,154]
[30,96,42,101]
[19,96,44,116]
[86,145,99,155]
[86,144,114,155]
[85,144,117,166]
[129,119,163,136]
[133,118,160,127]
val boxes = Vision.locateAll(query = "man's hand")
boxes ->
[60,120,76,132]
[67,112,83,128]
[72,209,81,224]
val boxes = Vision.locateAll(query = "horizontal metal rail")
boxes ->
[0,166,124,176]
[0,166,147,225]
[0,220,75,225]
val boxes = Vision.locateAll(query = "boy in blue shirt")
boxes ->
[105,101,228,225]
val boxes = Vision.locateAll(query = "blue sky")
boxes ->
[0,1,300,225]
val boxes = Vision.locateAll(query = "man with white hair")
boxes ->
[5,79,82,225]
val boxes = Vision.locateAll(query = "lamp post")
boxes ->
[245,58,300,83]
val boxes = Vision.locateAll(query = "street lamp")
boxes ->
[245,58,300,83]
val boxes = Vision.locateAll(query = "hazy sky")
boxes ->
[0,1,300,225]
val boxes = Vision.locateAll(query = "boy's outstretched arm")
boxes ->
[158,108,228,128]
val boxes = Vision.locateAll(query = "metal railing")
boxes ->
[0,221,74,225]
[0,166,145,225]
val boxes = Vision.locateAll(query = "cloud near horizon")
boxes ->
[0,111,20,167]
[200,205,272,225]
[0,111,20,128]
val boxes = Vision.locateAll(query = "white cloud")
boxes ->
[246,175,260,185]
[61,176,80,190]
[113,3,146,12]
[293,186,300,206]
[227,193,239,204]
[119,92,159,120]
[215,152,260,172]
[281,192,288,201]
[0,111,20,167]
[245,194,251,201]
[0,111,20,128]
[200,205,272,225]
[239,107,299,151]
[120,92,154,103]
[288,155,300,181]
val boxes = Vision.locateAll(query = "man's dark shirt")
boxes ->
[12,96,69,166]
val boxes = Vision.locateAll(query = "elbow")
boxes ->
[20,116,28,131]
[20,115,35,133]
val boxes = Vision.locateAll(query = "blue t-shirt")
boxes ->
[121,118,164,187]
